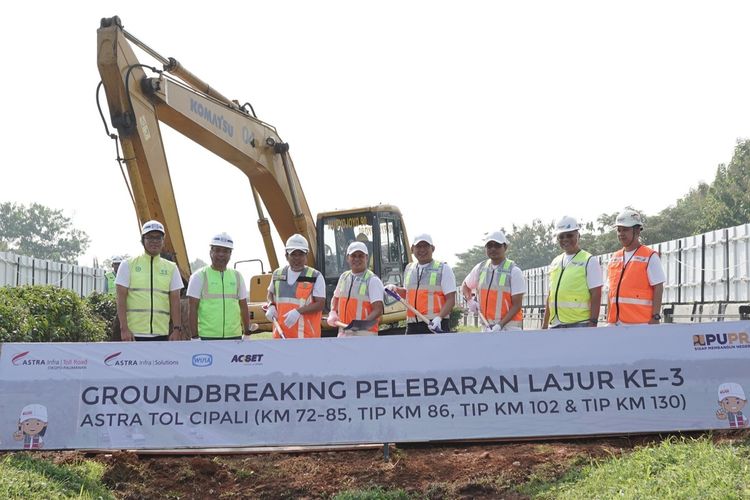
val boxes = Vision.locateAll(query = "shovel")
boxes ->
[384,288,442,333]
[272,319,286,339]
[334,318,378,332]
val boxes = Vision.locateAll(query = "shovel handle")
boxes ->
[385,288,440,332]
[272,319,286,339]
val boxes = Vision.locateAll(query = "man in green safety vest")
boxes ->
[187,232,251,340]
[542,216,603,329]
[115,220,184,341]
[105,256,122,295]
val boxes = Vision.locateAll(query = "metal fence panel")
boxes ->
[0,251,105,297]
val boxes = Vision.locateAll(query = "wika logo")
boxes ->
[104,352,138,367]
[693,331,750,350]
[11,351,42,366]
[192,353,213,367]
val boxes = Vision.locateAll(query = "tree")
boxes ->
[0,202,90,263]
[191,258,208,272]
[506,219,559,269]
[453,245,486,285]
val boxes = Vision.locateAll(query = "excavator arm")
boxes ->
[97,16,316,282]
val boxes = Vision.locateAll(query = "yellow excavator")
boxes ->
[96,16,409,334]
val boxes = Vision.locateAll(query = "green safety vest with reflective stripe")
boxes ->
[197,266,242,338]
[105,271,116,295]
[126,254,176,336]
[548,250,592,324]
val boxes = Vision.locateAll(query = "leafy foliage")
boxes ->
[0,202,90,263]
[0,286,107,342]
[454,138,750,267]
[86,291,117,328]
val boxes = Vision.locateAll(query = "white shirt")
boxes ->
[186,267,248,300]
[115,259,183,292]
[267,267,326,298]
[622,249,666,285]
[413,261,457,294]
[463,260,527,296]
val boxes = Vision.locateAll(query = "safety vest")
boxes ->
[126,254,177,337]
[335,269,379,333]
[477,259,523,328]
[197,267,242,339]
[548,251,592,325]
[105,271,116,295]
[607,245,656,324]
[272,266,322,338]
[404,260,446,322]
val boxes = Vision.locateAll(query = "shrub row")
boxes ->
[0,286,115,342]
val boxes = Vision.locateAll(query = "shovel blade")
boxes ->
[344,319,377,331]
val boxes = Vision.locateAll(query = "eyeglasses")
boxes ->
[144,235,164,242]
[485,242,505,249]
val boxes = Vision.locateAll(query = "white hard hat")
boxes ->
[412,233,433,246]
[718,382,746,401]
[285,234,309,253]
[555,216,580,235]
[347,241,368,255]
[615,209,643,228]
[210,232,234,249]
[484,231,508,245]
[141,220,165,235]
[111,255,123,264]
[20,404,48,423]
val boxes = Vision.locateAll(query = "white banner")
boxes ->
[1,322,749,450]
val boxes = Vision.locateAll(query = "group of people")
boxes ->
[111,207,665,341]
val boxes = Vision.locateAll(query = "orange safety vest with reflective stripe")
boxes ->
[272,266,322,338]
[404,260,446,322]
[335,269,379,333]
[477,259,523,328]
[607,245,656,324]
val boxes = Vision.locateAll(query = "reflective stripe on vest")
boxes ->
[404,260,445,322]
[478,259,523,328]
[273,266,322,338]
[607,245,656,324]
[105,271,116,295]
[126,254,176,336]
[548,251,592,324]
[336,269,378,333]
[197,267,242,338]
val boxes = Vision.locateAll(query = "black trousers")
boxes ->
[405,319,450,334]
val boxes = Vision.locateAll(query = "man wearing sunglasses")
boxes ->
[461,231,526,331]
[542,216,603,329]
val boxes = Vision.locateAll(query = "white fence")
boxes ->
[520,223,750,329]
[0,251,106,297]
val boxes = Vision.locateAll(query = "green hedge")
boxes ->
[0,286,109,342]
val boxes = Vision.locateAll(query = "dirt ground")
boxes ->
[36,433,738,499]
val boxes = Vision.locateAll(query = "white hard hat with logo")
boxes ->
[20,404,48,423]
[141,220,165,235]
[285,234,309,253]
[210,232,234,249]
[718,382,746,401]
[615,209,643,228]
[555,216,580,235]
[412,233,434,246]
[484,230,508,245]
[347,241,368,255]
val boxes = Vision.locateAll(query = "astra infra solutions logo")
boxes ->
[693,331,750,351]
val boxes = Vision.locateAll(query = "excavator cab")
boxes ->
[316,205,410,333]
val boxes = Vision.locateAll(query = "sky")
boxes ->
[2,1,750,276]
